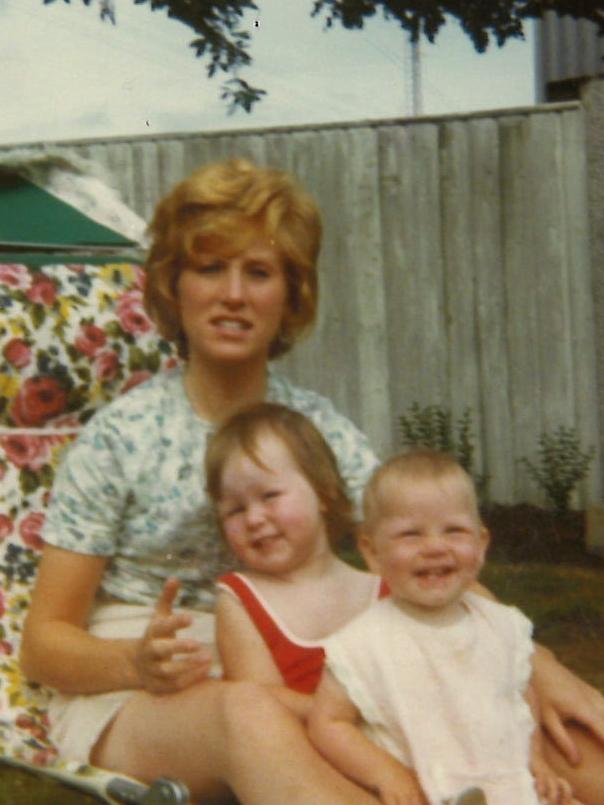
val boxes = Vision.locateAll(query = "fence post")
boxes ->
[582,77,604,499]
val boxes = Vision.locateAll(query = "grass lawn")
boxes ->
[480,502,604,694]
[481,561,604,693]
[0,765,103,804]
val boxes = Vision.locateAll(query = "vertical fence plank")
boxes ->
[341,127,391,457]
[469,117,514,501]
[438,120,484,474]
[560,108,602,501]
[500,114,544,499]
[378,122,448,423]
[528,113,576,433]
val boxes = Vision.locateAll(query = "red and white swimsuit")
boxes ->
[216,572,389,693]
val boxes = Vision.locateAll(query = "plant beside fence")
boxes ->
[399,405,595,512]
[398,403,488,498]
[519,426,595,513]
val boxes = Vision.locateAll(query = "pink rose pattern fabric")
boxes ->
[0,262,176,428]
[0,261,178,765]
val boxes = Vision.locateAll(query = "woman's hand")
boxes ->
[533,645,604,765]
[134,577,214,694]
[531,752,575,804]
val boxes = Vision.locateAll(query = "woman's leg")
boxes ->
[544,725,604,805]
[93,680,379,805]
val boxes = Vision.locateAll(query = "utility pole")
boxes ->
[407,38,423,116]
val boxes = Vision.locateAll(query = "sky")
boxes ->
[0,0,536,147]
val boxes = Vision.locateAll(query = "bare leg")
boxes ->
[93,680,379,805]
[544,724,604,805]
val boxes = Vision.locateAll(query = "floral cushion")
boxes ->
[0,262,178,428]
[0,261,178,764]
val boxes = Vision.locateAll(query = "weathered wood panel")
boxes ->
[2,102,600,504]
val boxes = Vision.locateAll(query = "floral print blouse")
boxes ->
[43,367,379,609]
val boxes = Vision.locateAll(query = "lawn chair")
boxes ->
[0,258,188,803]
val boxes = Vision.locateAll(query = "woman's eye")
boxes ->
[197,261,224,274]
[263,490,280,500]
[247,263,271,278]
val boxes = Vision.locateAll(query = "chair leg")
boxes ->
[0,757,190,805]
[106,775,189,804]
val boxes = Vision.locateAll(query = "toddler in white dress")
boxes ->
[309,450,579,805]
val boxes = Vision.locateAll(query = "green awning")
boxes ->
[0,251,143,266]
[0,172,137,249]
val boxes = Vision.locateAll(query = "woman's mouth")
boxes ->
[213,317,250,332]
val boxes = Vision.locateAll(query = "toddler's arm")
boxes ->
[215,590,312,719]
[308,669,427,805]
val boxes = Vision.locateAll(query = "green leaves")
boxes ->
[398,403,488,496]
[312,1,604,52]
[520,426,595,512]
[135,0,264,112]
[221,78,267,115]
[399,406,595,511]
[399,403,474,469]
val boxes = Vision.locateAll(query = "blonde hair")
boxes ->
[363,449,481,530]
[205,403,353,546]
[143,158,322,359]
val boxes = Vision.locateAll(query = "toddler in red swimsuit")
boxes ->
[205,402,386,720]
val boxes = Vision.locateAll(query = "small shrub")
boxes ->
[398,403,487,496]
[520,426,595,512]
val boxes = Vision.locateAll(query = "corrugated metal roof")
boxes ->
[535,12,604,100]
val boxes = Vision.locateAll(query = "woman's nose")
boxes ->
[221,265,244,303]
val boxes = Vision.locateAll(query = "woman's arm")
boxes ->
[215,591,313,719]
[308,670,427,805]
[532,643,604,764]
[472,577,604,764]
[525,679,575,804]
[21,547,212,695]
[21,545,139,693]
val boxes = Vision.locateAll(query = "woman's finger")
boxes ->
[146,611,193,641]
[154,651,212,678]
[558,777,574,804]
[542,709,581,767]
[575,692,604,745]
[154,576,180,618]
[146,654,213,693]
[147,636,205,661]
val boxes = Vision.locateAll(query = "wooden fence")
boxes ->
[3,101,601,505]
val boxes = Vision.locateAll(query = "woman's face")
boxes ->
[176,238,288,369]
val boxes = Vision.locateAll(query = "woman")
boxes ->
[20,158,604,804]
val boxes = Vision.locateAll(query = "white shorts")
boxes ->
[48,602,218,763]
